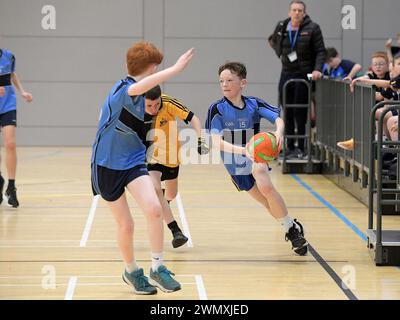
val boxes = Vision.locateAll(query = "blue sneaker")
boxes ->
[122,268,157,295]
[149,265,181,292]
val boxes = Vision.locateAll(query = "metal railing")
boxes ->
[282,78,313,173]
[369,102,400,245]
[315,78,376,186]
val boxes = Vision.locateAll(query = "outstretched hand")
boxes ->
[173,48,195,74]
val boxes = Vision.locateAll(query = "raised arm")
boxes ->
[128,48,195,97]
[386,38,394,66]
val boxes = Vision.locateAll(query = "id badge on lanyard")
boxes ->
[288,22,299,63]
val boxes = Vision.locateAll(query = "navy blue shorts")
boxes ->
[0,110,16,127]
[147,163,179,181]
[230,174,256,191]
[230,164,272,191]
[91,164,149,202]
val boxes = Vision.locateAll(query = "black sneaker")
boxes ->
[0,176,4,205]
[285,219,308,256]
[5,188,19,208]
[172,230,188,248]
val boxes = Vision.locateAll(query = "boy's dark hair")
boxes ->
[218,62,247,79]
[394,52,400,62]
[145,85,162,100]
[325,47,339,61]
[289,0,306,12]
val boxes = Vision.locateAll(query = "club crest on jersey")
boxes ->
[159,119,168,126]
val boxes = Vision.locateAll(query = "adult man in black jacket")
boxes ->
[270,1,325,157]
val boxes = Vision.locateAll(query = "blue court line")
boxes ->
[292,175,400,272]
[291,174,368,242]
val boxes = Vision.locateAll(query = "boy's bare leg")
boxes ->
[148,171,174,224]
[3,125,16,180]
[251,163,287,219]
[164,178,178,201]
[107,194,135,264]
[148,172,188,248]
[126,175,164,254]
[126,175,182,291]
[250,163,308,255]
[2,125,18,207]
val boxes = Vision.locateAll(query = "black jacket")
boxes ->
[270,15,326,74]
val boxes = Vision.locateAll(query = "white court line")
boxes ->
[195,275,207,300]
[64,276,78,300]
[0,274,197,279]
[3,274,205,300]
[175,192,193,247]
[80,195,100,247]
[0,282,197,288]
[0,239,170,243]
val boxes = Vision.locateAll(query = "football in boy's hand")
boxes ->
[246,132,280,163]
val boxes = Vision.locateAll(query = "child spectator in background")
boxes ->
[323,47,362,81]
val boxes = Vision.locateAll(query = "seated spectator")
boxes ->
[338,53,399,150]
[351,53,400,140]
[323,47,362,81]
[351,51,390,102]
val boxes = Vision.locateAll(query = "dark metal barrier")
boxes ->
[367,102,400,265]
[282,79,313,173]
[315,78,375,189]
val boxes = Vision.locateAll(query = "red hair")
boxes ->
[371,51,389,64]
[126,41,163,76]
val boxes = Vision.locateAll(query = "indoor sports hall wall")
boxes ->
[0,0,399,145]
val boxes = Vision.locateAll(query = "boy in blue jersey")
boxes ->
[91,41,194,294]
[323,47,362,81]
[0,48,33,208]
[206,62,308,255]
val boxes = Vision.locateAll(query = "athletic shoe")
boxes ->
[172,230,188,248]
[122,268,157,295]
[285,219,308,256]
[337,138,354,151]
[5,188,19,208]
[149,265,181,292]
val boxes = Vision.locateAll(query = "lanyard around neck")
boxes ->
[288,22,299,50]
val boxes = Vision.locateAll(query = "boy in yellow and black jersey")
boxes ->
[144,85,208,248]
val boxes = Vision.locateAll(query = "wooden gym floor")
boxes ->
[1,147,400,300]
